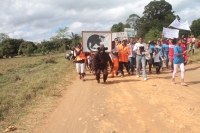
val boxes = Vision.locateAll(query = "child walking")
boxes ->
[153,47,163,74]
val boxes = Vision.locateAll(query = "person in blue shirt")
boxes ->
[162,39,169,68]
[149,40,155,67]
[149,40,155,53]
[172,38,187,86]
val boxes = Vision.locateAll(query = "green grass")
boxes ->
[0,53,76,132]
[188,44,200,64]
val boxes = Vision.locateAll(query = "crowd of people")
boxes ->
[66,34,197,85]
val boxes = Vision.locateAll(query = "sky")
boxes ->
[0,0,200,42]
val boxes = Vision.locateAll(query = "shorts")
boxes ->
[76,63,85,73]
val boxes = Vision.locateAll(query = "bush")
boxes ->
[144,28,162,43]
[43,56,56,64]
[58,45,65,53]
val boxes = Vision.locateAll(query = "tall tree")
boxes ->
[191,18,200,37]
[111,22,125,32]
[68,32,81,47]
[19,41,37,56]
[137,0,176,37]
[126,14,140,29]
[0,33,9,43]
[55,27,69,39]
[0,38,24,57]
[51,27,69,51]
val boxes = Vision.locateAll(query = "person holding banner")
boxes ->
[171,38,187,86]
[134,37,147,80]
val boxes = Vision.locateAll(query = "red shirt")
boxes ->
[168,43,174,56]
[181,43,188,61]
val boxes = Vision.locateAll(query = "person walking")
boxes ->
[110,41,119,77]
[74,43,86,81]
[168,38,175,72]
[127,37,136,75]
[162,39,169,68]
[171,38,187,86]
[93,45,113,83]
[145,43,152,74]
[153,47,163,74]
[118,38,130,77]
[134,37,147,80]
[156,40,164,71]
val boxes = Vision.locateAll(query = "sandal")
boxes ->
[181,82,187,86]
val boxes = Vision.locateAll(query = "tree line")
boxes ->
[111,0,200,42]
[0,27,81,58]
[1,0,200,58]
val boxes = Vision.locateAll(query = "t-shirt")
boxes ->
[150,43,155,53]
[192,38,196,43]
[168,44,175,56]
[156,45,163,56]
[87,55,91,64]
[133,42,146,55]
[118,44,130,62]
[109,47,118,59]
[174,45,184,64]
[128,43,136,58]
[153,52,162,63]
[162,43,169,52]
[145,48,152,60]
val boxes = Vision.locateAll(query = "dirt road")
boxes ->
[33,64,200,133]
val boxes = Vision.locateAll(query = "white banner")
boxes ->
[82,31,112,52]
[112,32,128,41]
[169,18,190,31]
[163,27,179,38]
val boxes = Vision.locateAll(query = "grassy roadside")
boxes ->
[188,48,200,64]
[0,53,76,132]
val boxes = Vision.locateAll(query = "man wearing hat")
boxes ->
[93,44,113,83]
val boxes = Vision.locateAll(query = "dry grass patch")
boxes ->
[0,53,76,132]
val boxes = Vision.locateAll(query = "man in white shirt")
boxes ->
[133,37,147,80]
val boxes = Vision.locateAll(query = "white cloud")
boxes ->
[0,0,199,42]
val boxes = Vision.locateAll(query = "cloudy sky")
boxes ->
[0,0,199,42]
